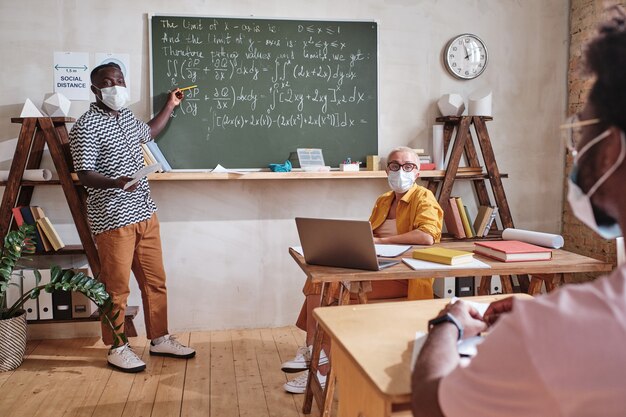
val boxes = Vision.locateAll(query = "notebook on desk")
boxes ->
[295,217,400,271]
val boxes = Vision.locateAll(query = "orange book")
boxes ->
[474,240,552,262]
[444,198,465,238]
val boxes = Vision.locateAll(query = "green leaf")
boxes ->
[29,288,40,299]
[34,269,41,285]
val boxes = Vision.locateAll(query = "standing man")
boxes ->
[69,63,195,373]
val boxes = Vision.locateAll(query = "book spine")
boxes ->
[11,206,24,227]
[20,207,44,253]
[412,251,453,265]
[455,198,473,238]
[482,207,499,237]
[463,205,476,237]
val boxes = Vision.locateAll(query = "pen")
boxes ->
[178,85,198,92]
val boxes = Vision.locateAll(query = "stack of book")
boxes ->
[473,240,552,262]
[443,198,498,239]
[412,247,474,265]
[12,206,65,252]
[141,141,173,172]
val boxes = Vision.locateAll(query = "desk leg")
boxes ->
[500,275,514,294]
[477,276,492,295]
[304,284,331,414]
[527,273,560,295]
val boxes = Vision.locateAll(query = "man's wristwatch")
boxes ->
[428,313,463,341]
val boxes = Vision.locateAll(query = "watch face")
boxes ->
[444,34,488,80]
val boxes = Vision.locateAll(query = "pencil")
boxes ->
[179,85,198,92]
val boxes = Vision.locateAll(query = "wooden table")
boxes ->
[313,294,532,417]
[289,241,612,416]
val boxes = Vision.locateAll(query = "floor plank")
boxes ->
[0,327,323,417]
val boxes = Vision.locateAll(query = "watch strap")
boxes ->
[428,312,464,341]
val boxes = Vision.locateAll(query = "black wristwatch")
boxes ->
[428,313,463,341]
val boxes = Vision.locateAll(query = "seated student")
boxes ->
[411,8,626,416]
[283,146,443,394]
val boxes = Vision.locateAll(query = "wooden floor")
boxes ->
[0,326,322,417]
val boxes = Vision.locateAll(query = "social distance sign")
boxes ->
[53,52,90,101]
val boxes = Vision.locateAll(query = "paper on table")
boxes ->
[502,228,564,249]
[410,331,484,370]
[375,244,411,257]
[123,163,161,190]
[451,296,489,316]
[402,257,491,271]
[212,164,248,175]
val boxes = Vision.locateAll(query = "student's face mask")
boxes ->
[566,128,625,240]
[387,170,416,193]
[93,85,129,111]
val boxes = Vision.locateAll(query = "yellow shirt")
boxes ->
[369,184,444,299]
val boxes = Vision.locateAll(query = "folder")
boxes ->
[38,269,53,320]
[21,270,39,320]
[52,290,72,320]
[433,277,455,298]
[5,273,22,309]
[71,291,97,318]
[455,277,475,297]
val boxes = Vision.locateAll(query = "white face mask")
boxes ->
[94,85,129,111]
[567,129,625,240]
[387,170,416,193]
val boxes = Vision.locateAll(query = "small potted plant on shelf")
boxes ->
[0,224,124,372]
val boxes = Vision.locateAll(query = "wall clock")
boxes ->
[443,34,488,80]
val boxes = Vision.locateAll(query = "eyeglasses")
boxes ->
[387,162,418,172]
[559,114,600,158]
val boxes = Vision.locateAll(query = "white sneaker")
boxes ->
[107,343,146,373]
[283,370,327,394]
[149,334,196,359]
[281,345,329,373]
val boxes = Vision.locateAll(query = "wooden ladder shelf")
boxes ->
[0,117,101,277]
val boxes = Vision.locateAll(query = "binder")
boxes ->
[38,269,53,320]
[21,270,39,320]
[455,277,475,297]
[433,277,455,298]
[52,290,72,320]
[6,272,22,309]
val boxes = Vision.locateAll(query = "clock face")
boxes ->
[444,34,488,80]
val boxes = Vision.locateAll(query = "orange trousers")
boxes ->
[94,213,168,346]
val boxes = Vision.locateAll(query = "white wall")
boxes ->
[0,0,569,336]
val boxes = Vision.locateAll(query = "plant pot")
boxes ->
[0,309,28,372]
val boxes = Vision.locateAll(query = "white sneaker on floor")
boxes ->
[149,334,196,359]
[283,370,327,394]
[281,345,329,373]
[107,343,146,373]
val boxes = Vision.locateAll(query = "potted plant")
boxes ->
[0,224,124,372]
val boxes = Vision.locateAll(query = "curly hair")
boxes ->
[585,6,626,132]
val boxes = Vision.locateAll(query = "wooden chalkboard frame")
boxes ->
[149,14,379,169]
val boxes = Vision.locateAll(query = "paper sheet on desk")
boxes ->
[410,331,485,370]
[212,164,248,175]
[290,245,410,258]
[123,163,161,190]
[402,257,491,270]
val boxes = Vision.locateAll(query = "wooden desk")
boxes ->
[290,241,612,415]
[313,294,532,417]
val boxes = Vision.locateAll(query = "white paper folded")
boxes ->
[501,228,564,249]
[0,169,52,181]
[123,163,161,190]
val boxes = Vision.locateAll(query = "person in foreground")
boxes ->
[283,146,443,393]
[412,9,626,416]
[69,63,195,372]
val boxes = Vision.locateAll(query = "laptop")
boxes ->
[295,217,400,271]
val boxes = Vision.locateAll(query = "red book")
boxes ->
[473,240,552,262]
[443,197,465,239]
[12,206,25,227]
[420,163,436,170]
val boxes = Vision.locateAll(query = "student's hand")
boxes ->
[483,297,515,327]
[116,176,138,192]
[440,300,487,339]
[169,88,183,107]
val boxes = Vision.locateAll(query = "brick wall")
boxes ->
[563,0,623,282]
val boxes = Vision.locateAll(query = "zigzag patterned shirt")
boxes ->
[69,103,157,235]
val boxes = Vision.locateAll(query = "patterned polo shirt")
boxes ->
[69,103,157,235]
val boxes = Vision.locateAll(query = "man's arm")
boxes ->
[147,88,182,138]
[76,170,137,192]
[412,301,487,417]
[374,228,434,245]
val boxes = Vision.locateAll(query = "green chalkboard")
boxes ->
[150,15,378,169]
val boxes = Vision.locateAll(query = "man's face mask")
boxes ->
[564,116,625,239]
[93,85,129,111]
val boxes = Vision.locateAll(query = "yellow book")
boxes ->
[455,197,473,238]
[37,217,65,251]
[412,247,474,265]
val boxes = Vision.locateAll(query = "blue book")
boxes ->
[145,141,172,172]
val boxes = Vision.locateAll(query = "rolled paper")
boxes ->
[432,124,445,170]
[0,169,53,182]
[501,228,564,249]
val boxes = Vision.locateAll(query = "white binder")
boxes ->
[5,271,22,309]
[433,277,455,298]
[38,269,53,320]
[21,270,38,320]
